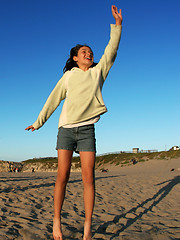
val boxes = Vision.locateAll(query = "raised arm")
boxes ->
[96,5,123,82]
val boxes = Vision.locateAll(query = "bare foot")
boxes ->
[53,218,63,240]
[83,221,92,240]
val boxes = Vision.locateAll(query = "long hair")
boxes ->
[63,44,97,73]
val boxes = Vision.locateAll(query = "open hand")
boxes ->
[25,125,35,132]
[112,5,122,26]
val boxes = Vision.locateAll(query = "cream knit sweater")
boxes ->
[33,24,122,130]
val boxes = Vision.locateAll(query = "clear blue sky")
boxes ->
[0,0,179,162]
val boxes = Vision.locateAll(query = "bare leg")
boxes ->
[80,151,95,240]
[53,149,73,240]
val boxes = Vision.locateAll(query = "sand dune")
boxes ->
[0,158,179,239]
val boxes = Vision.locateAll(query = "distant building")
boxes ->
[172,146,180,151]
[133,148,139,153]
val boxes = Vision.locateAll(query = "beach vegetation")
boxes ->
[19,150,180,171]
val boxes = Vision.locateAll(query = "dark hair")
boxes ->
[63,44,97,73]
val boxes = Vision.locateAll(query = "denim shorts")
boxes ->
[56,124,96,153]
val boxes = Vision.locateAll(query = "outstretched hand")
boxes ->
[112,5,122,26]
[25,125,35,132]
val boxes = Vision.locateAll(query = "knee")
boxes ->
[56,170,70,185]
[82,172,95,186]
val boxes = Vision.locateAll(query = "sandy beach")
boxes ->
[0,158,179,240]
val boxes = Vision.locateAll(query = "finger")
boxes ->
[112,5,117,12]
[112,6,116,12]
[25,126,34,131]
[119,9,122,15]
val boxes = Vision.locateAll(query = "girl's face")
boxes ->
[73,46,94,71]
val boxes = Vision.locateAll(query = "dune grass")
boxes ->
[22,150,180,170]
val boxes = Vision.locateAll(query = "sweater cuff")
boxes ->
[32,122,41,130]
[110,24,122,30]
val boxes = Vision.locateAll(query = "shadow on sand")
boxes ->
[95,175,180,239]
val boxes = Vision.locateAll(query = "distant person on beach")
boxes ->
[25,5,122,240]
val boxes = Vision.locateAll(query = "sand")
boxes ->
[0,158,180,240]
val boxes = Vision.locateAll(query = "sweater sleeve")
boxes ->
[32,73,67,130]
[96,24,122,82]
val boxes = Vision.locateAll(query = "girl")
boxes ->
[25,5,122,240]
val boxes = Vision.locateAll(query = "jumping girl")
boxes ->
[25,5,122,240]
